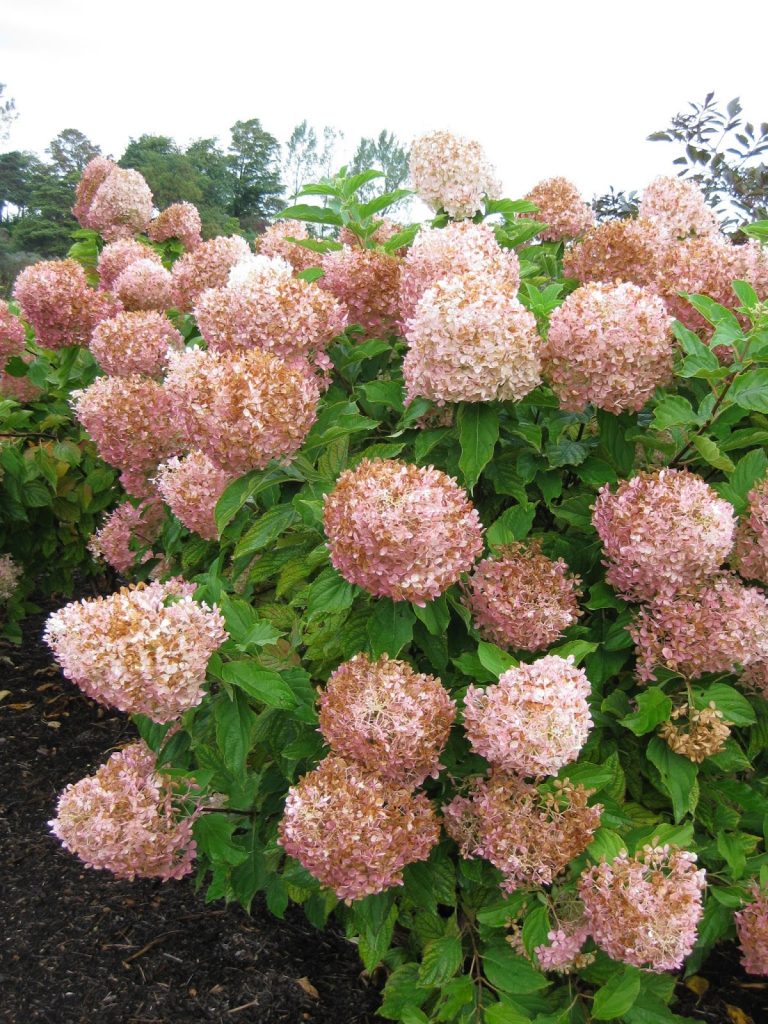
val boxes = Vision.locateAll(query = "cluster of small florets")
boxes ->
[409,130,501,219]
[524,177,594,241]
[72,374,180,473]
[0,300,26,362]
[658,702,732,762]
[463,542,582,651]
[403,272,541,405]
[164,347,319,475]
[13,259,120,349]
[113,258,174,312]
[72,156,117,228]
[171,235,252,311]
[543,282,674,413]
[0,553,22,602]
[735,885,768,976]
[563,217,668,290]
[89,310,183,377]
[742,660,768,700]
[630,572,768,682]
[44,578,227,722]
[534,910,592,973]
[463,656,593,777]
[657,234,734,331]
[49,741,200,880]
[154,451,232,541]
[578,845,706,972]
[317,653,455,786]
[148,202,202,250]
[195,254,347,366]
[398,221,520,324]
[96,239,163,289]
[88,499,164,573]
[323,458,484,605]
[257,219,319,273]
[320,246,401,337]
[84,166,154,241]
[0,356,40,403]
[278,755,440,901]
[444,774,601,893]
[592,469,736,602]
[639,176,720,239]
[731,477,768,584]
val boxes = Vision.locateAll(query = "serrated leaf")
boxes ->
[368,598,415,658]
[219,661,298,709]
[235,504,298,559]
[418,936,463,987]
[592,967,641,1019]
[277,203,343,226]
[691,435,735,472]
[457,403,500,489]
[646,737,698,822]
[651,395,698,430]
[486,504,536,547]
[481,941,550,994]
[693,683,756,726]
[621,688,673,735]
[306,567,356,620]
[730,369,768,413]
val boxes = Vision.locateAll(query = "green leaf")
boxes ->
[484,1004,532,1024]
[457,403,500,489]
[621,688,673,736]
[732,279,759,307]
[213,690,255,774]
[481,941,550,994]
[277,202,343,227]
[741,219,768,243]
[362,379,405,412]
[351,891,398,973]
[296,266,324,283]
[592,967,642,1020]
[716,831,747,878]
[413,594,451,636]
[596,409,636,475]
[306,567,356,620]
[359,189,413,218]
[418,936,463,987]
[646,737,698,822]
[486,504,536,547]
[548,639,598,665]
[215,471,268,534]
[522,904,550,959]
[368,598,416,658]
[235,504,298,559]
[379,964,430,1021]
[219,661,298,709]
[691,435,735,472]
[651,395,698,431]
[477,641,518,677]
[343,168,384,194]
[693,683,756,726]
[730,369,768,413]
[545,439,588,467]
[193,814,249,866]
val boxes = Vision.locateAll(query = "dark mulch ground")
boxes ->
[1,598,766,1024]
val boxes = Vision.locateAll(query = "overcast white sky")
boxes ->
[2,0,767,201]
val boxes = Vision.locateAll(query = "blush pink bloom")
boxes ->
[563,217,669,290]
[13,259,121,349]
[463,655,593,777]
[735,886,768,976]
[410,130,501,219]
[89,499,164,573]
[257,219,319,274]
[639,176,720,239]
[114,258,174,312]
[320,246,401,337]
[164,347,319,475]
[535,915,592,973]
[399,221,520,325]
[578,845,706,972]
[524,177,594,241]
[592,469,736,602]
[154,451,232,541]
[630,572,768,682]
[731,477,768,585]
[0,356,41,403]
[86,166,154,241]
[89,310,183,377]
[544,282,674,413]
[318,653,455,786]
[657,234,735,331]
[463,542,582,651]
[0,553,23,602]
[96,238,163,289]
[72,156,118,228]
[403,272,541,405]
[171,235,251,312]
[444,773,601,893]
[50,740,201,881]
[0,299,26,363]
[148,202,203,251]
[323,458,484,605]
[278,755,440,902]
[44,578,227,722]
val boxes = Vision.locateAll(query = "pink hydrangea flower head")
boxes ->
[658,234,735,331]
[154,451,232,541]
[742,660,768,700]
[44,578,227,722]
[403,272,541,405]
[72,156,118,228]
[114,258,174,312]
[524,177,595,241]
[194,254,347,365]
[463,541,583,651]
[72,374,180,472]
[320,246,400,337]
[535,913,592,973]
[731,477,768,584]
[257,219,319,273]
[444,773,601,893]
[592,469,736,602]
[463,655,593,777]
[630,572,768,682]
[96,238,163,290]
[0,355,41,403]
[318,653,455,786]
[563,217,669,289]
[578,844,706,972]
[0,553,23,602]
[148,202,203,251]
[399,221,520,324]
[0,299,26,363]
[735,885,768,976]
[171,235,251,312]
[89,498,164,573]
[278,754,440,902]
[13,259,121,349]
[49,740,201,880]
[86,166,154,241]
[543,282,674,413]
[89,310,183,377]
[639,176,720,239]
[164,347,319,475]
[410,130,501,219]
[323,458,484,605]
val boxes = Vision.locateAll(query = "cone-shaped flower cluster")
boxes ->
[639,176,720,239]
[524,177,594,241]
[14,259,120,349]
[72,156,117,227]
[463,655,593,777]
[410,130,501,219]
[278,755,440,902]
[563,217,667,289]
[82,166,154,241]
[578,845,706,972]
[323,458,483,605]
[318,653,455,786]
[0,300,26,362]
[90,310,183,377]
[96,238,163,289]
[89,498,164,573]
[543,282,674,413]
[44,578,227,722]
[320,246,401,337]
[732,476,768,585]
[49,741,200,880]
[148,202,202,250]
[735,886,768,976]
[463,542,582,651]
[171,235,252,311]
[155,451,232,541]
[0,553,22,602]
[114,258,174,312]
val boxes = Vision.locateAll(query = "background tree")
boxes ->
[0,83,17,143]
[349,129,410,207]
[119,134,205,209]
[46,129,101,177]
[282,120,318,197]
[227,119,283,229]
